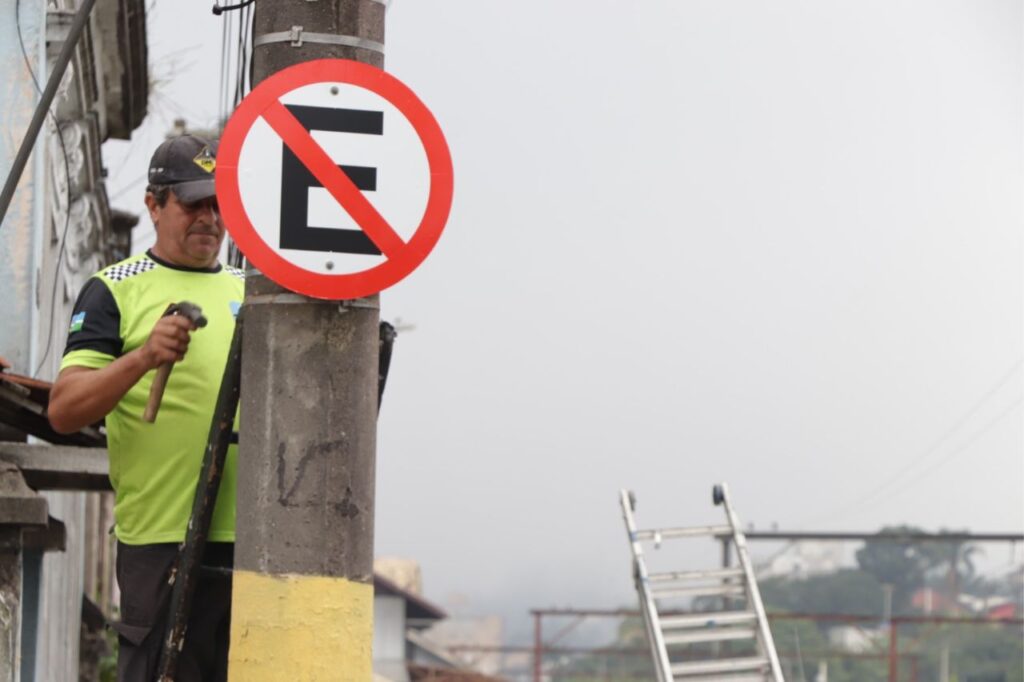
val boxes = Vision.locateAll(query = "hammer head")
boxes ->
[167,301,208,329]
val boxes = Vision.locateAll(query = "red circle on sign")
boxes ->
[216,59,453,299]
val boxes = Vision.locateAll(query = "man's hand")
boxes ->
[140,314,199,369]
[50,314,199,433]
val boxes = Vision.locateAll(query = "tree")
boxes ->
[855,525,936,612]
[761,569,885,616]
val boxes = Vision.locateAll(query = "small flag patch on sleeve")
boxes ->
[69,312,86,333]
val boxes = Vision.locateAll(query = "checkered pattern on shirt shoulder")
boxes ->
[225,266,245,279]
[102,257,156,282]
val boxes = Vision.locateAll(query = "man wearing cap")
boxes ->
[49,134,243,681]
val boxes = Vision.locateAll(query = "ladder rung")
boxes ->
[649,567,745,583]
[651,584,746,599]
[660,611,758,629]
[670,656,768,676]
[633,525,732,542]
[671,671,770,675]
[662,626,756,645]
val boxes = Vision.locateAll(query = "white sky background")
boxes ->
[104,0,1023,640]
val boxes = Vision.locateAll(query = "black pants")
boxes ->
[114,541,233,682]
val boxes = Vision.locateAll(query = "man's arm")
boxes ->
[49,315,197,434]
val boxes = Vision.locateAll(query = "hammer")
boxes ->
[143,301,207,423]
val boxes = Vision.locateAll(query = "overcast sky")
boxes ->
[103,0,1023,641]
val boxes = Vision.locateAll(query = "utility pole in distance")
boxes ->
[229,2,386,680]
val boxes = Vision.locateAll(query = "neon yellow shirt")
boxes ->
[60,251,244,545]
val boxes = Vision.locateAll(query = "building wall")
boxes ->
[33,494,85,682]
[0,0,46,376]
[0,0,145,679]
[373,594,406,662]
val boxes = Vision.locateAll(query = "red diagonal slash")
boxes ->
[261,99,406,258]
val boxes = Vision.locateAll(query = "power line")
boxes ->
[216,1,252,269]
[740,531,1024,543]
[866,394,1023,510]
[814,359,1023,524]
[218,4,231,126]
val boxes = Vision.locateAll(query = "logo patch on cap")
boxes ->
[193,146,216,174]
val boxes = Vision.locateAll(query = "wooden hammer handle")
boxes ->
[143,363,173,423]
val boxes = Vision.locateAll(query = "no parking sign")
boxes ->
[216,59,453,299]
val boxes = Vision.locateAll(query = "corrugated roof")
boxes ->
[374,572,446,621]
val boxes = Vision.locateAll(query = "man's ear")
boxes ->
[144,193,160,226]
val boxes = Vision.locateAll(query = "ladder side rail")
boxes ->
[620,490,674,682]
[636,585,672,682]
[717,484,785,682]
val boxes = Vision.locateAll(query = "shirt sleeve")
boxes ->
[60,277,122,370]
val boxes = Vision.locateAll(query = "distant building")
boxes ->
[986,602,1018,620]
[912,586,1018,617]
[758,541,848,579]
[911,586,958,614]
[373,561,501,682]
[424,615,506,678]
[376,555,424,596]
[827,625,882,653]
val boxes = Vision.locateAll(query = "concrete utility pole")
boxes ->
[229,2,386,679]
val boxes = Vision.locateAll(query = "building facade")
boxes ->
[0,0,146,678]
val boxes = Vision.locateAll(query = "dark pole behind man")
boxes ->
[49,135,244,681]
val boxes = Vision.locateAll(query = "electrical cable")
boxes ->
[812,359,1023,524]
[212,0,255,16]
[217,4,239,267]
[866,394,1022,508]
[234,3,247,107]
[218,6,230,127]
[220,0,252,269]
[14,0,75,379]
[243,4,254,98]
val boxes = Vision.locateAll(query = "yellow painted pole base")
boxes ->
[229,570,373,681]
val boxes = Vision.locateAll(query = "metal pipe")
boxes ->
[742,531,1024,543]
[533,612,542,682]
[0,0,99,228]
[888,621,899,682]
[530,607,1024,626]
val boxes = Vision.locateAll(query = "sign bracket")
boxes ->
[253,26,385,53]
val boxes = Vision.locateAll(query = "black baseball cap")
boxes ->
[147,134,218,203]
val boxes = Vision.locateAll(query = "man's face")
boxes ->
[146,190,225,268]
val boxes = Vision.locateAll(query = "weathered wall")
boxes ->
[0,0,45,376]
[373,594,405,662]
[0,0,145,679]
[0,529,24,682]
[32,494,84,682]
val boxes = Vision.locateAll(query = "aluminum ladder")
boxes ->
[620,484,785,682]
